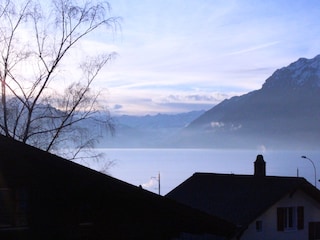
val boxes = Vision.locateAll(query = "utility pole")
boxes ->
[158,172,161,195]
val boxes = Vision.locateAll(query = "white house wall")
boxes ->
[237,190,320,240]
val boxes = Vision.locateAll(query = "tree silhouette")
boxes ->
[0,0,120,160]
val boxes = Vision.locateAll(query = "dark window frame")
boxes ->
[277,206,304,231]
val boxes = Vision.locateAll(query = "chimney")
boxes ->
[254,155,266,177]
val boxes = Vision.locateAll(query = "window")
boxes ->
[309,222,320,240]
[277,206,304,231]
[256,220,263,232]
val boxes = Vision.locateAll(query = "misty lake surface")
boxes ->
[80,148,320,195]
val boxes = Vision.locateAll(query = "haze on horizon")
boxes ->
[91,0,320,116]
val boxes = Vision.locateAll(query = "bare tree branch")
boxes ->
[0,0,120,163]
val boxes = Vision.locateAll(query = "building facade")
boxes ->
[239,189,320,240]
[167,155,320,240]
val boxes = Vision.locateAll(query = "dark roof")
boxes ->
[0,135,236,238]
[166,172,320,227]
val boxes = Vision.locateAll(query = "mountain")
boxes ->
[114,111,205,129]
[99,111,205,148]
[172,55,320,149]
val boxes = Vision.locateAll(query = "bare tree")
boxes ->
[0,0,119,160]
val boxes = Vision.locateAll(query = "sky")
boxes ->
[87,0,320,116]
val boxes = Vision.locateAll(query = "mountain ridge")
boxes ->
[177,55,320,149]
[99,110,206,148]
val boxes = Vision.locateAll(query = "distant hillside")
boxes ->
[99,111,205,148]
[170,55,320,150]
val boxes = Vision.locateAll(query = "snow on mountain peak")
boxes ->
[263,54,320,89]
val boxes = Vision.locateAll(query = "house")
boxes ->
[0,135,236,240]
[166,155,320,240]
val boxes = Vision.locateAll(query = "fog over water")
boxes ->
[78,149,320,195]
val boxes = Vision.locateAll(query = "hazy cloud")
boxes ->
[159,93,230,104]
[231,124,242,131]
[113,104,123,110]
[211,122,225,128]
[226,41,281,56]
[108,90,239,115]
[142,177,158,189]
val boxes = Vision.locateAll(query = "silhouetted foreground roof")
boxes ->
[166,172,320,227]
[0,135,236,239]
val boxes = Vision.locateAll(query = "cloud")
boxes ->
[226,41,281,56]
[211,122,225,128]
[106,88,241,115]
[257,145,267,153]
[142,177,158,189]
[159,93,229,104]
[113,104,123,110]
[231,124,242,131]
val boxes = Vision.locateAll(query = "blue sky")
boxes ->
[93,0,320,115]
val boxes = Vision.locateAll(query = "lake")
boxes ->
[77,148,320,195]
